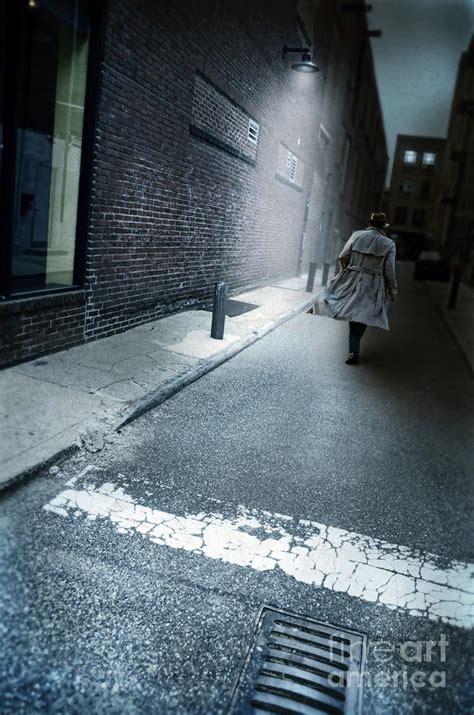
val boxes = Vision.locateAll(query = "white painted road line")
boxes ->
[44,481,474,629]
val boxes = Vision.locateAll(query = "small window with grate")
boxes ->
[288,151,298,183]
[404,149,417,164]
[248,119,259,144]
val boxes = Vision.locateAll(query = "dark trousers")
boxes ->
[349,321,367,354]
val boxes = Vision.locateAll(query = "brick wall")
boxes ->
[191,73,259,165]
[81,0,323,343]
[1,0,388,367]
[0,292,85,367]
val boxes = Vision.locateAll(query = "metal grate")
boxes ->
[228,607,366,715]
[248,119,260,144]
[287,152,298,183]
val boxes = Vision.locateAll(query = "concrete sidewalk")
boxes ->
[425,278,474,375]
[1,274,324,491]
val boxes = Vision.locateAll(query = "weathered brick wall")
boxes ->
[191,73,259,165]
[1,0,388,367]
[82,0,324,341]
[0,292,85,367]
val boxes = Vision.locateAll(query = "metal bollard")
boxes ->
[321,263,330,287]
[306,262,317,292]
[211,281,227,339]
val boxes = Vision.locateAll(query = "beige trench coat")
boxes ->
[322,227,397,330]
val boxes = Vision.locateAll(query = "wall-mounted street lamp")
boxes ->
[282,44,320,73]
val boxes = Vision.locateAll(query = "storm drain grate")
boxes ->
[228,607,366,715]
[203,299,259,317]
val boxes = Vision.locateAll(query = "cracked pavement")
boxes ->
[44,472,473,628]
[1,265,473,713]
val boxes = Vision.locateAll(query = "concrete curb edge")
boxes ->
[114,292,320,430]
[437,305,474,377]
[0,444,80,495]
[1,292,320,494]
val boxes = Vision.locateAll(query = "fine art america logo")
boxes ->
[328,635,449,691]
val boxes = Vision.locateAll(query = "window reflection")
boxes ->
[12,0,89,293]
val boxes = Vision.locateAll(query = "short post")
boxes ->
[211,281,227,339]
[321,263,330,287]
[306,262,317,292]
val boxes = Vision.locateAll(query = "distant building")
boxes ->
[433,35,474,284]
[382,135,446,260]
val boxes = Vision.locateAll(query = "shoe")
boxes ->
[345,352,359,365]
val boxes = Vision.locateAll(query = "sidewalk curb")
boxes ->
[0,444,80,495]
[437,305,474,377]
[424,282,473,378]
[1,291,320,494]
[114,292,321,430]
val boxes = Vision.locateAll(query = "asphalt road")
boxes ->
[1,264,473,714]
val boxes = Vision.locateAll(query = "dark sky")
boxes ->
[368,0,474,183]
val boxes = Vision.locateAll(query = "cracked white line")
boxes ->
[44,481,474,628]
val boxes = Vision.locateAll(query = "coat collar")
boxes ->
[367,225,387,237]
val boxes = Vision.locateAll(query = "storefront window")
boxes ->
[0,3,4,232]
[2,0,90,295]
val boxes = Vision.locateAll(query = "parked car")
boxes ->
[414,251,451,281]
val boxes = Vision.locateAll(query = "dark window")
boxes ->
[1,1,92,298]
[399,179,413,196]
[394,206,408,225]
[0,1,4,191]
[412,209,426,227]
[420,180,431,199]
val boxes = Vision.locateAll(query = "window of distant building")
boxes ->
[422,152,436,165]
[412,209,426,228]
[394,206,408,225]
[399,180,413,196]
[420,180,431,200]
[404,150,417,164]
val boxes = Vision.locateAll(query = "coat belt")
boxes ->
[348,265,383,276]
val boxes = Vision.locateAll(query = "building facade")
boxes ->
[0,0,388,368]
[382,134,446,260]
[433,35,474,284]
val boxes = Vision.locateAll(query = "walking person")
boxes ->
[321,211,397,365]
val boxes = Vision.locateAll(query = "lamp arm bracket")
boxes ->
[282,43,311,57]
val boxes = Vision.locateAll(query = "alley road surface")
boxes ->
[1,264,473,714]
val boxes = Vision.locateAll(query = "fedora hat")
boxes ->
[369,211,390,228]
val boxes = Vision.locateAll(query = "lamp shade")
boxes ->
[291,52,320,73]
